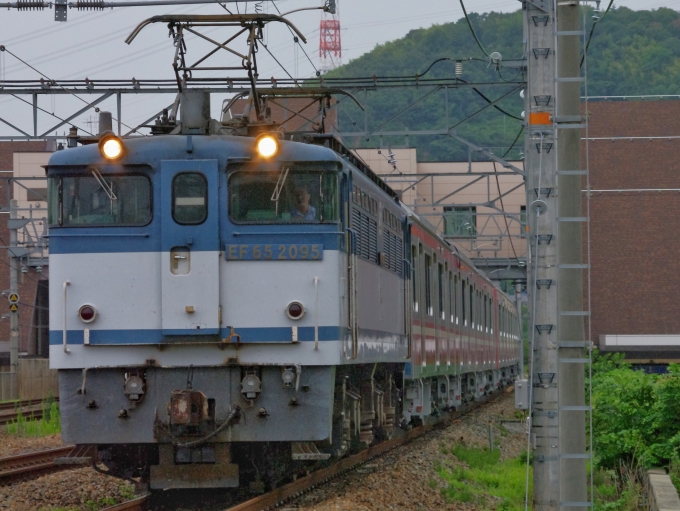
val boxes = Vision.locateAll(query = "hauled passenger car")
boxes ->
[47,92,520,490]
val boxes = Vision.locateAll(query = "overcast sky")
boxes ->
[0,0,674,138]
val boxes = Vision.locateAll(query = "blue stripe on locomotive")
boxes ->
[49,326,346,345]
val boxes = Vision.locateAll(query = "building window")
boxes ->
[443,206,476,237]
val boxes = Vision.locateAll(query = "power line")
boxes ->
[581,0,615,67]
[271,1,319,75]
[459,0,490,58]
[1,47,137,133]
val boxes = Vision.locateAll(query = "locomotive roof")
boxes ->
[47,133,345,169]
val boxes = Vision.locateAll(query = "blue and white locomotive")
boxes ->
[47,90,520,490]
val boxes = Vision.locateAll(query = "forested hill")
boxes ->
[326,7,680,161]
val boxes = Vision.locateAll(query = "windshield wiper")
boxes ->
[90,166,118,200]
[270,165,290,216]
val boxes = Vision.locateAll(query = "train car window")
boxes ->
[424,253,432,316]
[228,163,339,224]
[438,263,444,320]
[483,296,489,332]
[454,275,459,325]
[469,285,474,329]
[49,173,152,227]
[448,272,454,323]
[412,245,418,312]
[461,280,467,326]
[172,172,208,225]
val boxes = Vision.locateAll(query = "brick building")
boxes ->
[586,99,680,362]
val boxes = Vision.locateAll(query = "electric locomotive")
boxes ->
[47,90,520,490]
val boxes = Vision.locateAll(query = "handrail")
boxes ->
[63,281,70,354]
[403,258,412,360]
[313,277,319,351]
[344,228,358,360]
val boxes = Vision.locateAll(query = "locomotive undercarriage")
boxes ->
[59,362,405,491]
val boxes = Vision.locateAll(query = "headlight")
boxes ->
[98,132,125,161]
[256,134,279,158]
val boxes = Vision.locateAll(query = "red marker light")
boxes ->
[78,304,97,323]
[286,302,304,320]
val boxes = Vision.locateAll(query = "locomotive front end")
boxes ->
[47,129,350,490]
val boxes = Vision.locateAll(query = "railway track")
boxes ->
[101,495,150,511]
[223,388,509,511]
[0,398,60,425]
[0,445,75,483]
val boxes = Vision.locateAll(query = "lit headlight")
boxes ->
[256,134,279,158]
[98,132,125,161]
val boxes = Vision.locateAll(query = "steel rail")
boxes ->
[0,446,75,482]
[225,388,509,511]
[100,495,149,511]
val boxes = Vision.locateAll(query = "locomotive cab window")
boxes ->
[48,170,151,227]
[173,172,208,225]
[229,162,339,224]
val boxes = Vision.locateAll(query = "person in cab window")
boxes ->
[291,186,316,221]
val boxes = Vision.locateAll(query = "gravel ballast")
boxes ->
[0,432,135,511]
[291,390,526,511]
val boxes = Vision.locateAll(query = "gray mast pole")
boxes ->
[524,0,559,508]
[556,1,588,509]
[525,0,589,508]
[9,199,19,400]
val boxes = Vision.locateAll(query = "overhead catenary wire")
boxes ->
[580,0,615,67]
[458,0,490,58]
[1,47,137,133]
[270,0,319,76]
[492,159,524,276]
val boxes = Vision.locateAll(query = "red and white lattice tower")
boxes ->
[319,1,341,73]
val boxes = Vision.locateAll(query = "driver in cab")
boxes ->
[291,187,316,221]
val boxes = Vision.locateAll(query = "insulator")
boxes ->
[455,61,463,77]
[17,0,45,10]
[76,0,104,10]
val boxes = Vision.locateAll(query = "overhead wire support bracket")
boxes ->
[449,132,526,177]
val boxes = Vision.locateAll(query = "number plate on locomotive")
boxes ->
[226,244,323,261]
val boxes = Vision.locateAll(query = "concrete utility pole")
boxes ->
[556,2,588,510]
[524,0,589,509]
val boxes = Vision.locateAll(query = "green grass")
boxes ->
[438,444,531,510]
[39,484,135,510]
[5,400,61,437]
[591,467,645,511]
